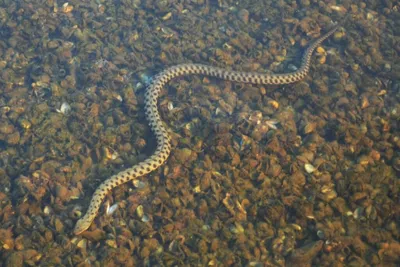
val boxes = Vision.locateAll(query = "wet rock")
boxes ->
[287,240,323,267]
[237,9,250,24]
[174,148,197,163]
[81,229,106,242]
[6,252,23,267]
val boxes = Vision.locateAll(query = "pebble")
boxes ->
[237,9,249,24]
[304,163,316,173]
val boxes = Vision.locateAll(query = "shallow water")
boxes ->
[0,0,399,266]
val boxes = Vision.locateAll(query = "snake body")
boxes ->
[73,22,341,235]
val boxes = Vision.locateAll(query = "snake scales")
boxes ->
[73,21,342,235]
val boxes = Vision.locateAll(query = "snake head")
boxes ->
[73,217,91,235]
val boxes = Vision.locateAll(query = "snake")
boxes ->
[73,21,343,235]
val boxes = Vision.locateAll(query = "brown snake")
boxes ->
[74,21,342,235]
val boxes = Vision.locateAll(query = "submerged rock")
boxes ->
[287,241,323,267]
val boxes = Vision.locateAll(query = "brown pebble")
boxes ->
[237,9,249,24]
[174,148,192,163]
[81,229,107,242]
[54,218,64,232]
[288,241,323,265]
[6,131,20,145]
[6,252,24,267]
[140,247,151,258]
[55,185,70,201]
[0,123,14,134]
[0,228,14,250]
